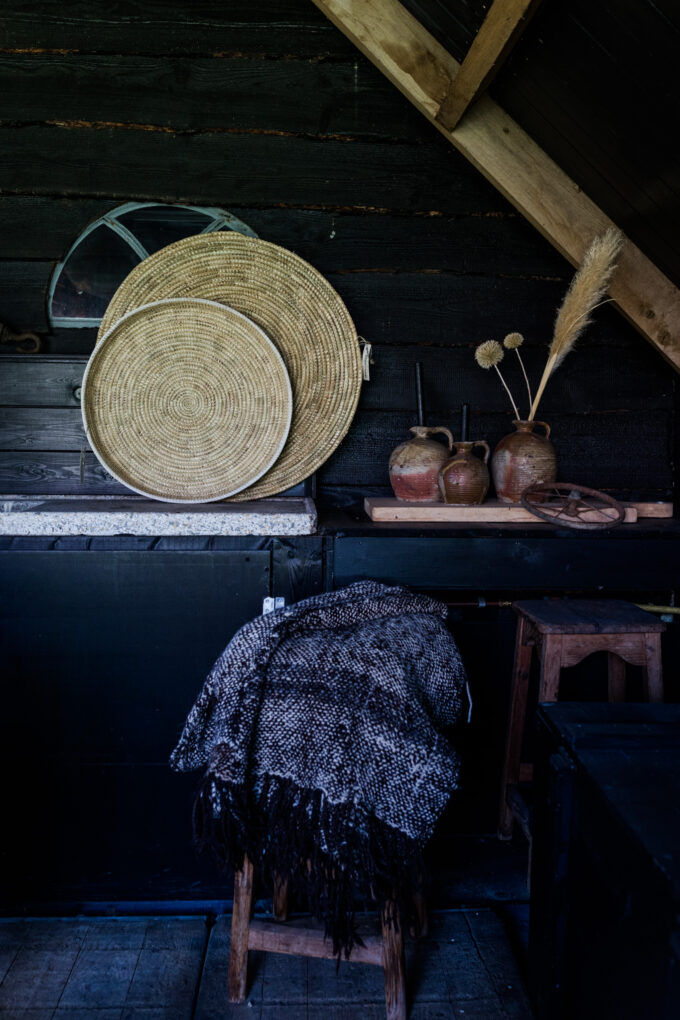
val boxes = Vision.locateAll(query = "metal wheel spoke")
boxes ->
[520,481,625,530]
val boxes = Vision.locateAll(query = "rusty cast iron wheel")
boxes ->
[521,481,626,529]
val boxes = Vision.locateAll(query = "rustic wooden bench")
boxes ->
[499,599,665,839]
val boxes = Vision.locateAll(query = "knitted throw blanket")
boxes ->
[170,581,466,955]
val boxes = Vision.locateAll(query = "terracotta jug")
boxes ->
[491,420,556,503]
[389,426,454,501]
[438,441,490,505]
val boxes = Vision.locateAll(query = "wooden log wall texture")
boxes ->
[0,0,676,504]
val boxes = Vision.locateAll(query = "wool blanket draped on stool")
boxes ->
[170,581,466,955]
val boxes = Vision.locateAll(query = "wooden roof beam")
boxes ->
[310,0,680,373]
[437,0,542,132]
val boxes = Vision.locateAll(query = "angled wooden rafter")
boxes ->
[436,0,542,132]
[310,0,680,373]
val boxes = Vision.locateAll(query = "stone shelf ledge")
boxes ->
[0,495,317,536]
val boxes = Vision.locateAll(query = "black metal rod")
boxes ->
[415,362,424,426]
[461,402,470,441]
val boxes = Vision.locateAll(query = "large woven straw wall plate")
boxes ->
[84,298,292,503]
[99,234,362,499]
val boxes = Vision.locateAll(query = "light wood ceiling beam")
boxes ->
[310,0,680,373]
[436,0,542,132]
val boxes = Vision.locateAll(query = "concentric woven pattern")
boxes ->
[84,298,292,503]
[99,233,362,499]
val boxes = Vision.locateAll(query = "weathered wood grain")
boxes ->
[0,407,85,449]
[0,54,427,140]
[0,451,125,493]
[311,0,680,372]
[0,198,114,259]
[319,407,675,491]
[436,0,542,131]
[0,125,496,213]
[400,0,488,61]
[495,0,680,287]
[0,357,87,406]
[363,498,660,524]
[0,258,598,338]
[0,0,355,58]
[0,260,53,331]
[1,337,670,415]
[0,197,561,274]
[354,343,672,415]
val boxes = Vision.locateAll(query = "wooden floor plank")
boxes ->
[307,953,385,1002]
[125,947,202,1012]
[405,937,452,1003]
[0,919,91,949]
[0,947,18,985]
[142,917,207,951]
[193,916,266,1019]
[57,950,140,1009]
[262,947,308,1003]
[0,1010,55,1019]
[0,949,80,1009]
[464,909,533,1018]
[0,912,531,1019]
[82,919,149,951]
[54,1010,123,1019]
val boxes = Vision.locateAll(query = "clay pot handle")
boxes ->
[472,440,490,463]
[532,420,551,439]
[424,426,454,451]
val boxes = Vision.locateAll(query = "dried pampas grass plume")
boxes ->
[504,332,532,417]
[474,340,520,418]
[529,227,623,420]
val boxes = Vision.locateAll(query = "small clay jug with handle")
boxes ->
[438,441,490,505]
[491,420,556,503]
[389,426,454,501]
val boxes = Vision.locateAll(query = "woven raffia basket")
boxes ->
[99,233,362,499]
[84,298,292,503]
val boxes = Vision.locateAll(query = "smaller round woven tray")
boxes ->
[98,233,362,499]
[82,298,292,503]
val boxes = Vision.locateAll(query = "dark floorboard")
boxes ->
[0,911,532,1018]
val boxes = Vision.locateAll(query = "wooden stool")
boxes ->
[228,856,407,1020]
[499,599,665,839]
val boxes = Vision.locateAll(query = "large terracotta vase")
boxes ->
[389,426,453,501]
[491,420,556,503]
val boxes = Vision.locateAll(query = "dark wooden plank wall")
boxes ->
[0,0,676,505]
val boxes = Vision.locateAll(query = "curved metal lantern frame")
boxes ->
[520,481,626,530]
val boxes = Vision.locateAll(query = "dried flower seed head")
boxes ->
[503,332,524,349]
[475,340,504,369]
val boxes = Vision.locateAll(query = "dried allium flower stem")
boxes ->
[494,364,520,419]
[475,339,521,419]
[504,333,532,418]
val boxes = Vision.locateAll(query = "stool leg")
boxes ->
[538,635,563,702]
[607,652,626,701]
[499,617,533,839]
[273,874,289,921]
[642,633,664,703]
[228,855,254,1003]
[381,900,406,1020]
[412,887,428,938]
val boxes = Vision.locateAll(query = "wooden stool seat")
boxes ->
[228,856,407,1020]
[499,599,665,840]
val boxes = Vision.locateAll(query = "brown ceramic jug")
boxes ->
[389,426,454,501]
[491,420,556,503]
[438,441,490,505]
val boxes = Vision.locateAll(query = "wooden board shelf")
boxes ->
[364,497,673,524]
